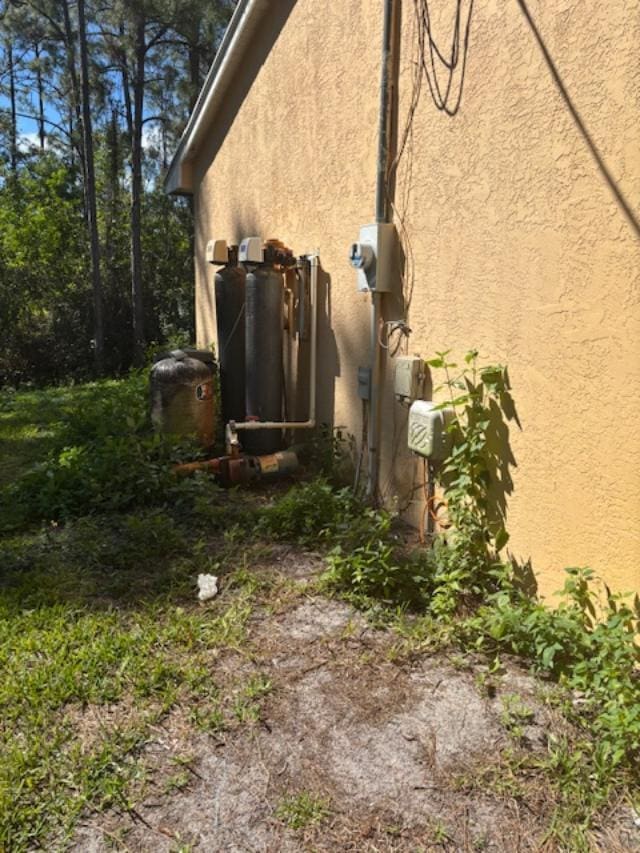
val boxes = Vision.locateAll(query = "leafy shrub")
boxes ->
[0,372,212,529]
[304,425,355,485]
[463,567,640,783]
[54,372,150,446]
[257,478,360,546]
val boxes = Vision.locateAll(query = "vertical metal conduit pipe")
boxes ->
[368,0,399,501]
[229,253,318,433]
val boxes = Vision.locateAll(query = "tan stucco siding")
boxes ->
[192,0,640,598]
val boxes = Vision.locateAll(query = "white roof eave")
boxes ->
[164,0,271,195]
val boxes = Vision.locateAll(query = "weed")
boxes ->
[275,791,331,830]
[0,515,255,850]
[164,771,190,793]
[305,424,355,484]
[190,705,225,734]
[232,674,272,723]
[499,694,535,741]
[421,350,518,616]
[474,671,498,698]
[430,818,452,844]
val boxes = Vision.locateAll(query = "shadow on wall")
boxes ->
[515,0,640,239]
[203,0,299,167]
[230,210,261,248]
[294,262,340,432]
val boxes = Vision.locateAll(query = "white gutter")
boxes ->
[164,0,271,195]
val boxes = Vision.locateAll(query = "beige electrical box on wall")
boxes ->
[394,356,424,402]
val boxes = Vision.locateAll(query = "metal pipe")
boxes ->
[368,0,399,502]
[375,0,397,224]
[229,253,318,434]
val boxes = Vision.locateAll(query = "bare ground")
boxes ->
[71,549,640,852]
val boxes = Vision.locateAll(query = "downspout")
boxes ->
[368,0,399,501]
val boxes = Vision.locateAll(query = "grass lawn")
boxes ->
[0,376,638,852]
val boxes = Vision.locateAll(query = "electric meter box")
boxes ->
[394,356,424,402]
[349,223,398,293]
[408,400,454,461]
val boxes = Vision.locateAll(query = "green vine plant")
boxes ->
[426,350,640,806]
[425,349,518,616]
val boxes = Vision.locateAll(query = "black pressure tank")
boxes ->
[244,265,283,454]
[215,248,246,424]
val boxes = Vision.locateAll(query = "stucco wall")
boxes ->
[192,0,640,598]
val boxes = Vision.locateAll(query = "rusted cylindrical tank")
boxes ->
[150,350,216,447]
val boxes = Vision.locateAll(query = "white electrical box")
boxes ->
[394,356,424,402]
[408,400,454,461]
[348,222,398,292]
[206,239,229,265]
[238,236,264,264]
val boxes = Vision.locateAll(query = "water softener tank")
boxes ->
[215,246,246,424]
[150,350,216,447]
[244,263,284,454]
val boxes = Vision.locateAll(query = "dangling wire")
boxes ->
[385,0,474,317]
[419,457,450,545]
[378,320,412,356]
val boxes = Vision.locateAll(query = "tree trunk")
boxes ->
[7,41,17,173]
[77,0,105,375]
[105,106,119,267]
[60,0,85,184]
[129,12,146,366]
[34,42,46,150]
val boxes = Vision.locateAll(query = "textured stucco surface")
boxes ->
[191,0,640,598]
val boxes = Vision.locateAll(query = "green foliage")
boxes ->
[0,0,234,385]
[463,568,640,786]
[0,372,221,529]
[325,513,428,604]
[304,424,355,485]
[1,375,638,849]
[0,599,253,850]
[0,157,92,385]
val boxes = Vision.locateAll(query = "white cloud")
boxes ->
[141,122,163,152]
[17,131,47,152]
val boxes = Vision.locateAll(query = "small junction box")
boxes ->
[394,356,424,403]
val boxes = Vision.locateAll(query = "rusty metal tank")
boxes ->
[150,349,217,447]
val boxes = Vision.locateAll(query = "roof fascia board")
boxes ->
[165,0,271,195]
